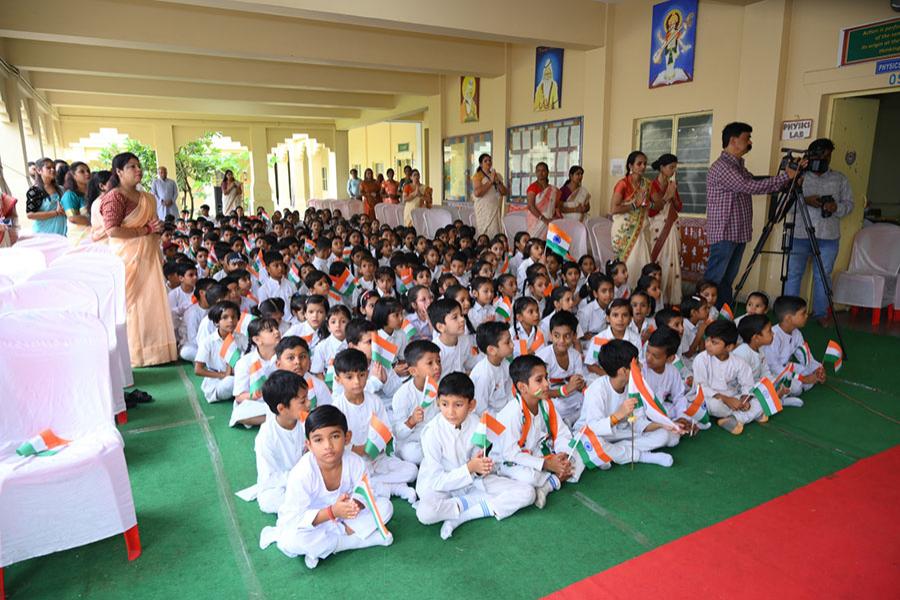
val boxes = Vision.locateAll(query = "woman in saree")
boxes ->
[99,152,177,367]
[609,151,652,288]
[648,153,683,305]
[557,165,591,222]
[525,161,558,239]
[360,168,381,219]
[471,153,507,237]
[381,168,400,204]
[401,169,432,227]
[221,170,243,216]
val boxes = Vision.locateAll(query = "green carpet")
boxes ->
[6,322,899,599]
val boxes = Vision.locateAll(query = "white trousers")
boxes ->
[416,475,535,525]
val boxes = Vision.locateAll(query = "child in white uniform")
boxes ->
[260,405,394,569]
[231,317,281,428]
[390,340,443,464]
[274,336,333,408]
[509,297,544,359]
[429,298,480,377]
[257,252,296,322]
[194,301,244,403]
[534,311,586,427]
[310,304,350,382]
[734,314,803,408]
[585,299,642,381]
[285,294,327,353]
[415,373,536,540]
[577,273,614,349]
[766,296,826,396]
[642,329,700,436]
[468,277,497,330]
[470,322,514,415]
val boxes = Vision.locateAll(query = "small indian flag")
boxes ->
[793,341,812,366]
[470,412,506,452]
[568,425,612,469]
[682,386,709,424]
[372,331,398,369]
[17,429,69,457]
[287,262,302,286]
[242,235,252,253]
[497,255,509,275]
[401,318,418,340]
[342,246,353,261]
[752,377,783,417]
[327,287,343,303]
[396,267,414,294]
[303,238,315,254]
[775,363,795,389]
[353,472,390,540]
[331,268,357,297]
[236,312,256,336]
[253,250,266,273]
[494,296,512,321]
[218,333,242,368]
[717,303,734,321]
[324,360,335,391]
[305,376,318,410]
[248,360,267,400]
[207,249,217,270]
[546,223,571,258]
[627,359,676,427]
[824,340,843,372]
[421,376,438,409]
[259,209,271,223]
[364,414,394,458]
[589,336,609,361]
[673,356,689,379]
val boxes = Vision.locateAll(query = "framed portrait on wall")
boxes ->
[460,76,480,123]
[649,0,697,88]
[533,47,563,111]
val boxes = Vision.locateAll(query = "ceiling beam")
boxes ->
[3,39,439,96]
[29,72,396,110]
[0,0,507,76]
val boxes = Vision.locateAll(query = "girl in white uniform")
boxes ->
[231,317,281,427]
[194,301,245,403]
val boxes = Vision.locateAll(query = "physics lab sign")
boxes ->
[781,119,813,141]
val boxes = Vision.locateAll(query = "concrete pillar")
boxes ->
[334,129,349,199]
[248,124,273,212]
[153,122,177,182]
[302,143,312,210]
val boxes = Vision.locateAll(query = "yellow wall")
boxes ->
[347,121,420,181]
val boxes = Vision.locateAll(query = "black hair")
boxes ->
[193,277,216,301]
[246,317,279,352]
[404,339,441,366]
[581,271,613,301]
[721,122,752,149]
[654,307,681,331]
[209,300,240,324]
[403,284,429,314]
[511,296,540,340]
[437,371,475,400]
[629,289,656,316]
[549,310,578,334]
[107,152,140,189]
[259,297,286,321]
[475,321,510,354]
[635,274,657,294]
[262,370,308,415]
[738,314,772,344]
[807,138,835,155]
[606,297,632,317]
[204,282,228,307]
[509,354,545,387]
[625,151,647,176]
[345,318,376,345]
[773,295,807,323]
[305,294,329,312]
[263,250,284,266]
[86,169,111,214]
[304,405,348,439]
[647,327,680,357]
[326,303,352,328]
[512,231,530,256]
[333,348,369,375]
[561,164,584,188]
[544,285,571,318]
[275,335,309,358]
[597,339,639,376]
[444,284,475,334]
[62,161,88,193]
[705,320,739,346]
[304,269,329,291]
[372,296,403,331]
[163,261,179,278]
[747,291,770,309]
[651,153,677,171]
[427,297,461,331]
[695,279,717,295]
[680,295,705,320]
[176,262,198,277]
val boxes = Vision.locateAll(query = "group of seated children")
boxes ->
[160,206,830,568]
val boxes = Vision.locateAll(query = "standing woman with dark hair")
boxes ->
[557,165,591,222]
[99,152,177,367]
[471,153,507,237]
[26,157,67,235]
[525,161,558,239]
[360,168,381,220]
[648,153,683,305]
[401,169,431,227]
[61,161,91,242]
[221,169,243,216]
[609,150,652,288]
[87,170,112,241]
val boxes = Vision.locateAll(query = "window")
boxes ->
[442,131,492,203]
[637,112,713,215]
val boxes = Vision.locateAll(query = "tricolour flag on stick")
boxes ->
[793,341,812,367]
[353,472,390,540]
[421,376,438,409]
[589,336,609,361]
[494,296,512,321]
[342,246,353,261]
[824,340,843,372]
[568,425,612,469]
[401,318,418,341]
[305,376,318,410]
[327,287,343,303]
[627,359,677,428]
[497,255,509,275]
[207,248,218,270]
[364,414,394,458]
[774,363,795,390]
[673,356,689,380]
[682,386,709,424]
[396,267,414,294]
[17,429,69,457]
[236,312,256,336]
[372,331,398,369]
[331,268,358,297]
[253,250,265,274]
[470,412,506,453]
[303,238,315,254]
[752,377,782,417]
[248,360,267,400]
[218,333,242,368]
[287,262,302,287]
[717,303,735,321]
[546,223,572,259]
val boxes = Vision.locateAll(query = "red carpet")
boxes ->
[549,446,900,600]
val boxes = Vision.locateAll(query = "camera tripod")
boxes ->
[733,156,849,359]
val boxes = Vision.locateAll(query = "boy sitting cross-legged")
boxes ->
[734,314,803,408]
[766,295,825,397]
[389,339,443,465]
[492,355,583,510]
[415,372,535,540]
[260,405,394,569]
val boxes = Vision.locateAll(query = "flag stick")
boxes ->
[629,414,636,470]
[566,426,585,462]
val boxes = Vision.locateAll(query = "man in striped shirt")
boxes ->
[703,122,800,307]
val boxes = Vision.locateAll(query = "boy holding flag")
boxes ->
[389,340,443,464]
[766,296,826,397]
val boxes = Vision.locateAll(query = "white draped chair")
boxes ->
[346,199,363,217]
[12,233,72,264]
[0,310,140,594]
[503,211,528,242]
[456,205,476,228]
[410,208,428,235]
[374,202,391,225]
[0,275,11,289]
[586,216,615,264]
[0,280,98,317]
[389,204,406,228]
[0,247,46,284]
[548,218,589,260]
[423,208,453,238]
[833,223,900,326]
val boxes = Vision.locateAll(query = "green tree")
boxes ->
[174,132,249,215]
[94,137,158,189]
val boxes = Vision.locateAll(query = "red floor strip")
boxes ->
[549,446,900,600]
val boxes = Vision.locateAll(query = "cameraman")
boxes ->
[784,138,853,325]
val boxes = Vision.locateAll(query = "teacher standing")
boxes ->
[525,161,558,239]
[221,169,243,216]
[610,151,652,288]
[471,153,507,237]
[99,152,177,367]
[648,153,683,305]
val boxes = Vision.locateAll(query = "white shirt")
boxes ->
[168,286,193,322]
[331,390,393,455]
[535,344,584,421]
[691,351,754,398]
[642,362,689,418]
[233,349,278,397]
[575,376,651,440]
[275,451,368,531]
[767,325,822,377]
[577,299,608,338]
[284,321,322,353]
[585,327,642,367]
[516,257,535,291]
[390,378,441,444]
[311,335,345,375]
[732,343,776,383]
[469,301,497,330]
[181,304,208,348]
[469,358,513,415]
[258,277,296,321]
[255,412,305,513]
[493,398,573,471]
[433,333,480,377]
[416,413,486,497]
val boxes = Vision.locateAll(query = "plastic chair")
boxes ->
[423,208,453,238]
[346,199,363,217]
[12,234,72,264]
[374,202,391,224]
[833,223,900,326]
[503,211,528,241]
[0,247,46,284]
[548,219,588,260]
[0,310,140,594]
[457,205,476,228]
[588,217,615,264]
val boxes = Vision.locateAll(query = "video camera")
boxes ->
[778,147,830,175]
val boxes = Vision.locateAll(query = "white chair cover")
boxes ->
[460,206,476,227]
[503,212,528,241]
[29,267,127,415]
[833,223,900,308]
[423,208,453,238]
[411,208,428,236]
[549,219,588,260]
[443,204,461,222]
[346,199,363,217]
[0,280,99,317]
[389,204,405,228]
[13,233,72,264]
[374,202,391,225]
[0,310,137,568]
[53,251,134,387]
[0,274,12,289]
[0,247,46,284]
[588,217,615,264]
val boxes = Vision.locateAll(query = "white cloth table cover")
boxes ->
[503,211,528,242]
[0,247,46,284]
[0,310,137,567]
[13,233,73,264]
